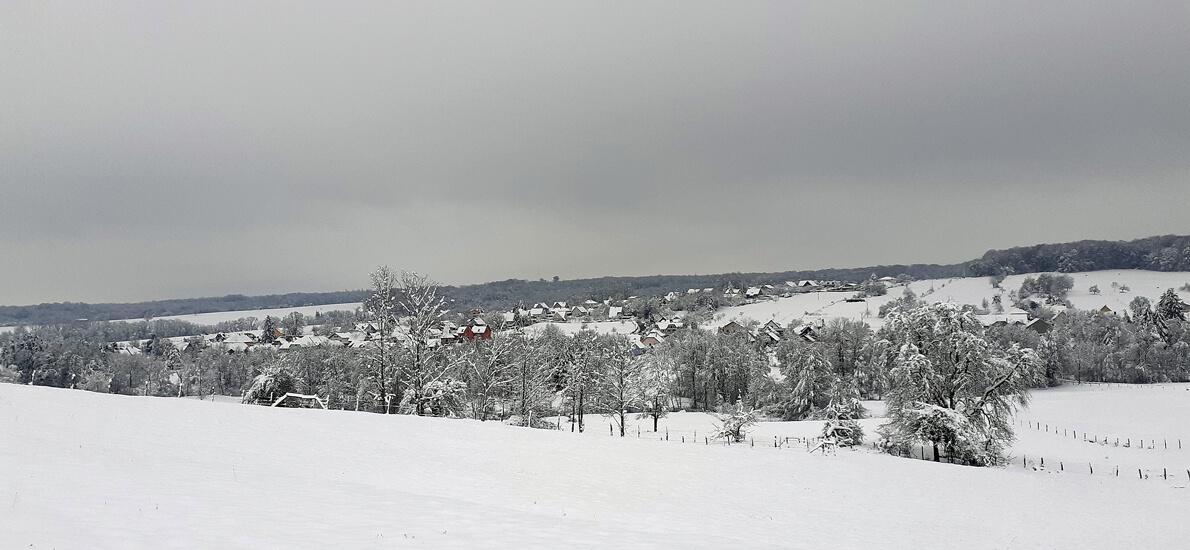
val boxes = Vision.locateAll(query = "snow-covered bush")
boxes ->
[242,368,297,405]
[878,287,919,318]
[713,402,758,442]
[399,377,466,416]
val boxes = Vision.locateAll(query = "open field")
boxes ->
[117,302,364,325]
[0,302,364,334]
[2,383,1187,549]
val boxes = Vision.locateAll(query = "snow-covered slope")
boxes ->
[1,384,1185,549]
[711,270,1190,330]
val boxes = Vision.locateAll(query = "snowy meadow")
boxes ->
[1,382,1187,549]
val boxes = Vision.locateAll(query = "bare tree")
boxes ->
[458,327,519,421]
[593,334,643,436]
[363,266,400,413]
[508,330,554,427]
[393,271,458,415]
[637,352,675,431]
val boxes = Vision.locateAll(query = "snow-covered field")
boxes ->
[0,303,364,334]
[1013,383,1190,478]
[561,383,1190,483]
[117,302,363,325]
[711,270,1190,330]
[2,383,1186,549]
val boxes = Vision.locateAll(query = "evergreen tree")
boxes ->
[1156,288,1185,321]
[777,342,834,420]
[260,316,279,342]
[820,377,865,447]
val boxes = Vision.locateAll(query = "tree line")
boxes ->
[3,266,1188,467]
[11,234,1189,326]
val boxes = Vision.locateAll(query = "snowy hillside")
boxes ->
[711,270,1190,330]
[2,384,1186,549]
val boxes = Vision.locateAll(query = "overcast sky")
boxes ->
[2,2,1188,305]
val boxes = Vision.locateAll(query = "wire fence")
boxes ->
[1016,419,1185,451]
[557,419,1190,485]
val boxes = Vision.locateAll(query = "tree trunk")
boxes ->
[577,389,585,432]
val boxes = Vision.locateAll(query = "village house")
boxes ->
[460,318,492,341]
[1025,318,1052,334]
[718,320,747,335]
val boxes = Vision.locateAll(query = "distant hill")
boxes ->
[3,234,1188,326]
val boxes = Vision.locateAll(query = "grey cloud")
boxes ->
[1,1,1188,303]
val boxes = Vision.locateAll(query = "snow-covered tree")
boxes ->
[713,399,757,442]
[500,330,554,427]
[878,303,1041,466]
[637,352,676,431]
[1128,296,1152,320]
[393,271,456,416]
[820,377,865,448]
[456,332,518,421]
[281,312,305,337]
[1156,288,1185,321]
[550,330,605,432]
[593,335,644,436]
[774,340,834,420]
[362,266,401,413]
[260,316,279,342]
